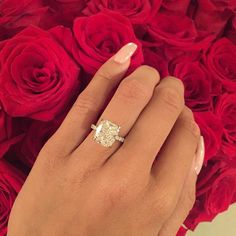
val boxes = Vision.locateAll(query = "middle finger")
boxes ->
[112,77,185,172]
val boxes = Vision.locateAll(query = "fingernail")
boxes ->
[113,42,138,64]
[194,136,205,175]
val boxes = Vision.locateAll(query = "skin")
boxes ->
[7,54,200,236]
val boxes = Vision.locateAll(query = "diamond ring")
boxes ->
[91,119,125,147]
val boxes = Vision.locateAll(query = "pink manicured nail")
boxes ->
[194,136,205,175]
[113,42,138,64]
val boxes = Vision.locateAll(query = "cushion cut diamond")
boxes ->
[94,120,120,147]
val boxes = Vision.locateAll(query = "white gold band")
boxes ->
[91,124,97,130]
[115,135,125,142]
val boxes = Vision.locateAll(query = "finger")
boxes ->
[158,135,205,236]
[44,42,138,157]
[112,76,185,173]
[158,159,197,236]
[72,65,160,167]
[148,108,201,224]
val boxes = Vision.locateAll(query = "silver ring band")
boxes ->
[91,124,97,130]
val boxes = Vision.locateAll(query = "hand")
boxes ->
[7,43,204,236]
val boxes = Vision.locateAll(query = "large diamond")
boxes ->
[94,120,120,147]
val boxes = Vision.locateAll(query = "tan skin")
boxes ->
[7,43,202,236]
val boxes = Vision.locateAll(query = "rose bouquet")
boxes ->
[0,0,236,235]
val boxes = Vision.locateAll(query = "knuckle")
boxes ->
[78,165,98,183]
[153,191,176,219]
[38,147,60,175]
[166,76,185,94]
[181,116,201,140]
[159,197,175,219]
[108,185,127,205]
[96,68,112,81]
[74,90,96,115]
[40,140,57,160]
[102,179,129,210]
[118,78,150,102]
[138,65,160,83]
[157,86,184,112]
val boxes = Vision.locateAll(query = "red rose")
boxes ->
[194,0,236,34]
[41,0,87,28]
[0,0,47,39]
[0,160,26,235]
[161,0,191,14]
[0,26,80,121]
[205,38,236,93]
[0,104,25,159]
[82,0,162,24]
[145,13,213,60]
[225,16,236,45]
[215,93,236,159]
[170,58,213,111]
[203,166,236,214]
[196,160,227,197]
[17,109,69,167]
[18,121,58,167]
[0,26,8,41]
[147,13,198,46]
[196,162,236,215]
[197,0,236,13]
[176,226,188,236]
[194,112,223,163]
[184,199,213,231]
[185,161,236,232]
[143,47,168,78]
[73,10,143,74]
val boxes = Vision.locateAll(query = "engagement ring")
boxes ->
[91,119,125,147]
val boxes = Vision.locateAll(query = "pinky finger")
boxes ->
[158,159,198,236]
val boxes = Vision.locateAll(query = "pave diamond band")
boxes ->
[91,120,125,147]
[115,135,125,142]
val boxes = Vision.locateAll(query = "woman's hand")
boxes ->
[7,43,204,236]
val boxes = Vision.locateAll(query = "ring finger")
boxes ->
[44,42,138,157]
[72,65,160,167]
[158,137,204,236]
[158,166,197,236]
